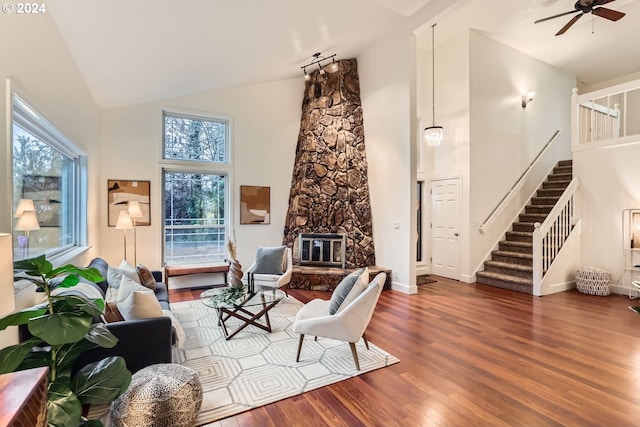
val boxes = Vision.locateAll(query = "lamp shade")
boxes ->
[16,211,40,231]
[128,201,143,219]
[0,233,14,316]
[115,210,133,230]
[14,199,35,217]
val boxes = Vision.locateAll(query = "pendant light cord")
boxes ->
[431,23,436,127]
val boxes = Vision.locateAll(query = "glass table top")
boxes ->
[200,286,286,309]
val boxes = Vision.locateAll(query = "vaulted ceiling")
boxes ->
[47,0,640,109]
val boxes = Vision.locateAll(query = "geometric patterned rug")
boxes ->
[170,296,399,426]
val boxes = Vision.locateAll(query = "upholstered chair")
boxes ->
[243,246,293,295]
[293,272,386,370]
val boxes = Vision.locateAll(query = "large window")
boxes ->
[12,94,87,260]
[162,111,230,265]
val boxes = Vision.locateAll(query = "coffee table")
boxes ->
[200,287,286,340]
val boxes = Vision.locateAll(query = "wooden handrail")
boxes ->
[479,130,560,233]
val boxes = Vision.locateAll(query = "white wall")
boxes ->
[0,12,101,346]
[467,31,575,279]
[575,143,640,292]
[100,78,303,270]
[416,31,471,280]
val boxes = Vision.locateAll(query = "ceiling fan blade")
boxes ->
[594,0,616,6]
[534,9,580,24]
[556,14,583,36]
[592,7,625,21]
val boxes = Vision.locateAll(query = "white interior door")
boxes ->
[431,178,461,280]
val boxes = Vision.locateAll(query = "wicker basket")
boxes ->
[575,266,610,296]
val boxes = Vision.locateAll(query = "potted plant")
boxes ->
[0,255,132,427]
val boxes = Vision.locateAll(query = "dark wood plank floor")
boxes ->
[170,277,640,427]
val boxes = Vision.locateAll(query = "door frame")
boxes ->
[429,176,462,280]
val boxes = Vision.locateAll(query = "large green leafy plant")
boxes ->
[0,255,132,427]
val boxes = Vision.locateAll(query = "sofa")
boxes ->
[19,257,174,374]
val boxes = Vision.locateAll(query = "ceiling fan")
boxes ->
[534,0,625,36]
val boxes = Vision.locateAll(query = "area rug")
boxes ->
[169,296,399,426]
[417,274,437,285]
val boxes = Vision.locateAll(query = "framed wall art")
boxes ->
[240,185,270,224]
[108,180,151,227]
[22,175,61,227]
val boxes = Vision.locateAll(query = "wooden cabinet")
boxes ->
[0,367,47,427]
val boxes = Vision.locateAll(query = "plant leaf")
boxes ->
[56,340,98,377]
[629,306,640,315]
[47,380,82,427]
[85,323,119,348]
[72,356,131,405]
[55,274,80,289]
[80,420,104,427]
[29,313,93,345]
[14,255,53,277]
[0,337,43,374]
[51,295,104,317]
[51,265,104,284]
[0,306,48,330]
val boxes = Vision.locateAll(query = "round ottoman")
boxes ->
[575,266,610,296]
[111,364,202,427]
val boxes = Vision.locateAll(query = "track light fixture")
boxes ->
[300,52,338,79]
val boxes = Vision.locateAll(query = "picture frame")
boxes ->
[240,185,270,224]
[108,180,151,227]
[22,175,61,227]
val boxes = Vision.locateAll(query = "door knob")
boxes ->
[454,232,459,237]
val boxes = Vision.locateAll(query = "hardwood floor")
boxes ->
[170,278,640,427]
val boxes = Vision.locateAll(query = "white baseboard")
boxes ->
[391,280,417,294]
[416,266,430,276]
[460,274,475,284]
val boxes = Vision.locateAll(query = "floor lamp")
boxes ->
[115,210,133,262]
[128,201,143,266]
[16,210,40,259]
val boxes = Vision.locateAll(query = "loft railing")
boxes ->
[164,219,227,264]
[532,178,578,296]
[479,130,560,233]
[572,79,640,149]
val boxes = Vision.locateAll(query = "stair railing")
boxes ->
[532,178,578,296]
[479,130,561,234]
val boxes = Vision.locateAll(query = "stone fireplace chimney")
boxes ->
[283,58,375,269]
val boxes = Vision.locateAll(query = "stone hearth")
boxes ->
[283,58,375,269]
[290,265,391,292]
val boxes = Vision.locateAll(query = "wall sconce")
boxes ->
[522,91,535,108]
[300,52,338,80]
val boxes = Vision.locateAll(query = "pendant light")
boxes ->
[424,23,443,146]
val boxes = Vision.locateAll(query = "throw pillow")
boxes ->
[108,262,140,290]
[117,275,149,305]
[136,264,157,291]
[329,267,368,315]
[103,302,124,323]
[118,289,163,321]
[253,246,287,274]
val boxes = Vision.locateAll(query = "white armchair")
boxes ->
[293,272,386,370]
[244,247,293,295]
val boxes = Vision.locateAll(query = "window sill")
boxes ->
[48,246,92,268]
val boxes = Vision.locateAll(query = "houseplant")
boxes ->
[0,255,132,427]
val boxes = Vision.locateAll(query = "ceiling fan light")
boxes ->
[329,60,338,72]
[424,126,443,146]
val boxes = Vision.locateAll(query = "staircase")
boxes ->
[476,160,573,294]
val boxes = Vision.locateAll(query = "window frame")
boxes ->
[160,109,233,265]
[10,88,88,261]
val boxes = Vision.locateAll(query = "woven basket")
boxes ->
[575,266,610,296]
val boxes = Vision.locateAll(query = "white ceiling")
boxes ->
[47,0,639,109]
